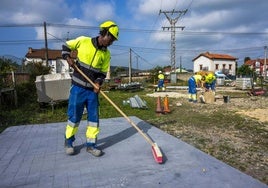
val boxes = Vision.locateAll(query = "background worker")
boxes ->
[157,71,165,91]
[62,20,119,157]
[188,73,202,103]
[204,72,216,92]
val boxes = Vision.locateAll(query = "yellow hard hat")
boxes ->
[100,20,119,40]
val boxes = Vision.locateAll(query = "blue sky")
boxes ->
[0,0,268,70]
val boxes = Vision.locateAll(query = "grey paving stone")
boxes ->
[0,116,267,188]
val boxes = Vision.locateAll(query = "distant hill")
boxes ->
[110,66,141,72]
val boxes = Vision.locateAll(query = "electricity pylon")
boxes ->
[159,9,187,76]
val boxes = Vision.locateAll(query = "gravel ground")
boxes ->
[146,87,268,184]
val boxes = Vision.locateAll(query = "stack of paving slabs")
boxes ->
[129,95,148,109]
[203,90,215,104]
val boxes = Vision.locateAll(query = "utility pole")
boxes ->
[44,21,49,67]
[136,56,139,70]
[129,48,132,83]
[159,9,187,83]
[180,56,182,73]
[264,46,267,80]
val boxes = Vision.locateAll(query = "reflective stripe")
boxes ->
[188,94,192,100]
[62,51,70,56]
[72,76,93,88]
[190,76,195,82]
[192,94,197,101]
[88,121,98,127]
[87,138,96,144]
[86,126,100,139]
[188,94,197,101]
[78,61,105,74]
[71,61,106,88]
[67,120,79,127]
[65,125,79,139]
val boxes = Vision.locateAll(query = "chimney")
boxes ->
[28,47,33,53]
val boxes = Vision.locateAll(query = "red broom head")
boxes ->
[151,143,163,164]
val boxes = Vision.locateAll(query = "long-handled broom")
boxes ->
[73,64,163,164]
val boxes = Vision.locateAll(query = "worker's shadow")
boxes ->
[73,120,150,155]
[73,120,166,163]
[98,120,152,150]
[98,120,166,163]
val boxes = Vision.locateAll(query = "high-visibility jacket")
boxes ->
[158,73,164,80]
[193,74,202,83]
[205,73,216,84]
[62,36,110,88]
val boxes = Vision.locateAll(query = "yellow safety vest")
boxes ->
[158,73,164,80]
[205,73,216,84]
[66,36,110,73]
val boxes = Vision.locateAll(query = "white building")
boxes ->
[192,52,237,76]
[24,47,71,74]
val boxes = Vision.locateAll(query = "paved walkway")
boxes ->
[0,116,267,188]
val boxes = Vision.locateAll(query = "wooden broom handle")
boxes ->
[73,64,154,146]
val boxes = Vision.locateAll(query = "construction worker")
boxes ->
[204,72,216,91]
[188,73,202,103]
[62,20,119,156]
[157,71,165,91]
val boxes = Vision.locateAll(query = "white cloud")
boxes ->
[0,0,268,69]
[81,1,115,22]
[0,0,69,24]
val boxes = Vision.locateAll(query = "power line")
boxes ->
[0,38,265,55]
[1,23,268,35]
[130,48,154,67]
[0,23,43,27]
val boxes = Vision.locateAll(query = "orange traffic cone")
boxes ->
[155,96,163,114]
[163,95,171,113]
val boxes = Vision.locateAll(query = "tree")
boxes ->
[244,57,251,63]
[24,62,51,83]
[0,57,20,88]
[0,57,19,73]
[111,66,126,77]
[237,64,254,77]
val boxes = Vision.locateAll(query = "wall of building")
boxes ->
[194,56,236,76]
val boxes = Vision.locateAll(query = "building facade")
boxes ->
[244,58,268,77]
[192,52,237,76]
[24,47,71,74]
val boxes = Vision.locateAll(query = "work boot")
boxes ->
[86,143,102,157]
[64,136,75,155]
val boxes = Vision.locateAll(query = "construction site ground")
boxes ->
[146,86,268,185]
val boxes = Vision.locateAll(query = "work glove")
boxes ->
[93,82,101,93]
[66,56,76,68]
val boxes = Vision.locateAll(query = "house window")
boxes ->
[222,64,226,70]
[215,64,219,70]
[199,65,203,70]
[229,64,232,70]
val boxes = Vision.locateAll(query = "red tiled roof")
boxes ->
[192,52,237,61]
[245,59,268,66]
[25,48,62,60]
